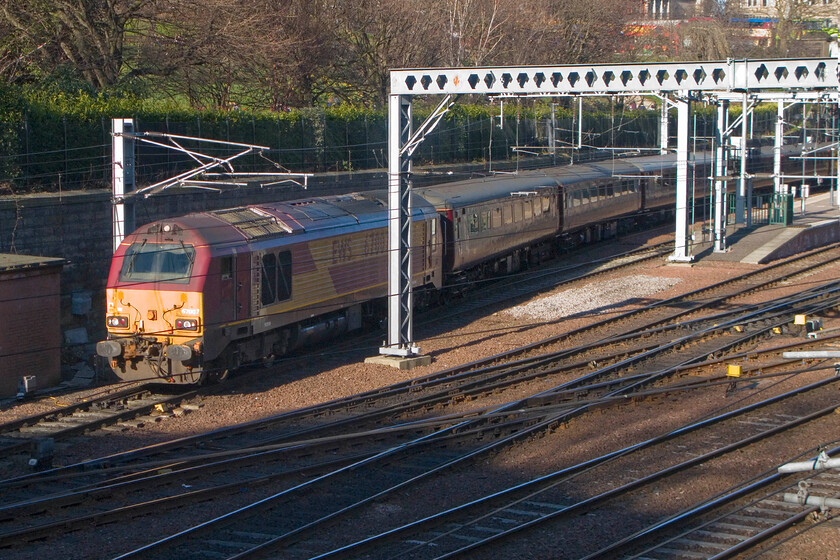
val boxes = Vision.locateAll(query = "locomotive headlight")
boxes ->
[106,315,129,329]
[175,318,199,331]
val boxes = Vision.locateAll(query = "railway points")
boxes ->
[5,56,840,559]
[4,230,840,559]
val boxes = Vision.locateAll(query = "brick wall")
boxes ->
[0,265,62,397]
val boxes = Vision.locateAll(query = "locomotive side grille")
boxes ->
[213,208,291,240]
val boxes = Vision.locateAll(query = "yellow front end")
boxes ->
[98,287,205,383]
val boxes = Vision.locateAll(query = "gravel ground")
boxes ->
[4,231,840,559]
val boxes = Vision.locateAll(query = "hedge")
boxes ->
[0,88,784,193]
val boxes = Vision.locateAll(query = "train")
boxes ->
[95,145,809,384]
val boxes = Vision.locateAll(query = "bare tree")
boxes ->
[677,18,732,60]
[514,0,635,64]
[768,0,827,55]
[436,0,512,67]
[1,0,158,89]
[131,0,336,109]
[330,0,446,105]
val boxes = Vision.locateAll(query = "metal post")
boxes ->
[381,95,419,357]
[660,97,670,154]
[111,118,135,252]
[578,97,583,151]
[835,103,840,206]
[669,96,692,262]
[738,93,749,225]
[550,103,556,165]
[775,101,784,194]
[714,99,728,253]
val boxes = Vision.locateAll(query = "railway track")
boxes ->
[583,446,840,560]
[0,239,669,468]
[96,352,840,559]
[2,281,840,557]
[3,242,840,559]
[299,380,840,560]
[4,255,837,492]
[0,385,200,466]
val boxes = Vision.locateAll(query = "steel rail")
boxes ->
[108,308,840,559]
[4,257,837,492]
[217,378,840,559]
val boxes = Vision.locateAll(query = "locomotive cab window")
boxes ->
[120,242,195,284]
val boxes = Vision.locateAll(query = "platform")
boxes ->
[690,191,840,264]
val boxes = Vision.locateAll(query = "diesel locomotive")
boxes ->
[96,147,803,384]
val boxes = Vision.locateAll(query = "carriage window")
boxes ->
[261,253,277,305]
[492,208,502,228]
[524,200,533,219]
[503,205,513,224]
[543,196,551,212]
[534,199,542,217]
[119,242,195,284]
[469,213,480,233]
[606,183,614,197]
[480,211,490,231]
[513,203,523,222]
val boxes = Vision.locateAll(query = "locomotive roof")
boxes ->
[207,193,392,240]
[134,191,435,246]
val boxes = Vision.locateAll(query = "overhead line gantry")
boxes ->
[381,58,840,362]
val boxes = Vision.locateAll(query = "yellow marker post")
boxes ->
[727,364,742,378]
[794,315,807,326]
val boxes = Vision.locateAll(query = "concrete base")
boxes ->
[365,354,432,370]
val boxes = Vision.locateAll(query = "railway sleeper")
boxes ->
[691,528,749,544]
[670,537,731,553]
